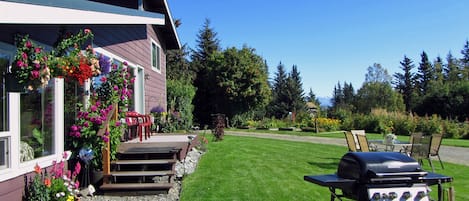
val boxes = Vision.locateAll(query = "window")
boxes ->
[0,137,8,170]
[20,80,56,160]
[151,39,161,72]
[0,48,12,131]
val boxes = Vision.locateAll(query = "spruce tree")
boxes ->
[269,62,290,119]
[287,65,305,115]
[416,51,433,95]
[191,19,222,125]
[393,56,416,112]
[444,52,461,83]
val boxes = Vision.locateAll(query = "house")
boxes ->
[0,0,180,199]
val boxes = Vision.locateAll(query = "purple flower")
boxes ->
[115,121,121,127]
[70,125,79,132]
[83,121,89,128]
[123,61,128,66]
[99,55,111,74]
[113,85,119,91]
[102,136,109,142]
[151,106,165,113]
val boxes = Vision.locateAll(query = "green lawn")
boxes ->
[227,128,469,148]
[180,135,467,201]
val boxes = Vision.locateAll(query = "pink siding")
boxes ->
[91,25,167,114]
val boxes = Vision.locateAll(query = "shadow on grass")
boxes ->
[307,161,339,170]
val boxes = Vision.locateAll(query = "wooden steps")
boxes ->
[111,159,177,165]
[101,183,174,190]
[100,146,181,193]
[110,170,174,177]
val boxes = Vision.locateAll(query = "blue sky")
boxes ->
[167,0,469,98]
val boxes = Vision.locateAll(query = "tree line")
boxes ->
[331,42,469,122]
[166,19,310,127]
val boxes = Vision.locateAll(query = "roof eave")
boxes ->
[0,1,165,25]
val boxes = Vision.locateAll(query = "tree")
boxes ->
[444,52,461,83]
[306,88,320,106]
[210,46,271,120]
[416,51,433,96]
[460,40,469,80]
[191,19,222,125]
[268,62,290,119]
[356,63,404,113]
[287,65,305,115]
[365,63,392,84]
[393,56,416,112]
[166,45,193,83]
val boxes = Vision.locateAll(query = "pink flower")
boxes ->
[71,125,79,132]
[100,76,107,83]
[102,136,109,142]
[115,121,121,127]
[25,41,32,48]
[90,105,97,112]
[84,29,91,34]
[16,60,24,68]
[83,121,89,128]
[31,70,40,79]
[113,85,119,91]
[34,47,41,53]
[123,61,128,66]
[73,162,81,178]
[21,52,28,60]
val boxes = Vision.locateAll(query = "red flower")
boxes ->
[34,163,41,174]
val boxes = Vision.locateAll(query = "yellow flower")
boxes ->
[66,195,74,201]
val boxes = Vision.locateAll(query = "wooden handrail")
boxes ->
[96,103,118,183]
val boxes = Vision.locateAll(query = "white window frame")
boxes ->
[0,42,65,182]
[150,38,161,73]
[93,47,145,114]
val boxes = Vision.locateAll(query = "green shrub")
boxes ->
[416,115,443,135]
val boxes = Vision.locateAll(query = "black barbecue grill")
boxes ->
[304,152,452,201]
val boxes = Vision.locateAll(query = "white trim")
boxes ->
[0,79,65,182]
[150,38,162,73]
[0,1,165,25]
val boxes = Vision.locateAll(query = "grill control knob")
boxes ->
[388,192,398,199]
[402,191,412,199]
[371,192,380,200]
[417,191,427,198]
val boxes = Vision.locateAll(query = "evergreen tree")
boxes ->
[287,65,305,114]
[432,56,445,84]
[444,52,461,83]
[393,56,416,112]
[416,51,433,96]
[167,44,193,82]
[306,88,320,106]
[191,19,222,125]
[331,82,343,108]
[460,40,469,80]
[268,62,290,119]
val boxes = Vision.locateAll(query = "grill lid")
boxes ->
[337,152,426,182]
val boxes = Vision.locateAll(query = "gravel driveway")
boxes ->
[225,131,469,166]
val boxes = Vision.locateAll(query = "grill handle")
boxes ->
[371,171,428,178]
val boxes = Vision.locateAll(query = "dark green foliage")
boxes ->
[416,51,433,95]
[268,63,290,118]
[167,79,196,130]
[393,56,416,112]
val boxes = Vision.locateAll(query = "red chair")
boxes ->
[125,111,141,141]
[141,114,152,140]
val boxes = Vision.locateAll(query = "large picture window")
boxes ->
[20,80,56,161]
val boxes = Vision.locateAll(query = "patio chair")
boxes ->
[344,131,358,152]
[430,133,444,170]
[410,134,435,172]
[355,132,371,152]
[400,132,423,155]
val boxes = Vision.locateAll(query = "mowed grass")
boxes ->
[227,128,469,148]
[180,135,468,201]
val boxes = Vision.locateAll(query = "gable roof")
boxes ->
[0,0,165,25]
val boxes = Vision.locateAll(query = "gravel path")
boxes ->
[225,131,469,166]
